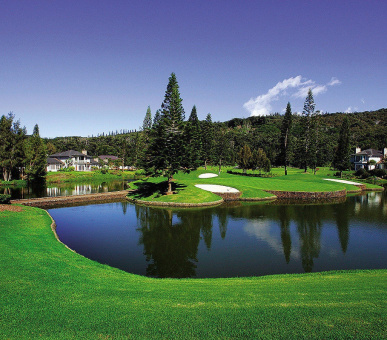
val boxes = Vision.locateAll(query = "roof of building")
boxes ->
[47,157,64,165]
[49,150,89,158]
[353,149,383,157]
[98,155,119,160]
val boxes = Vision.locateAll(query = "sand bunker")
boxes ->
[323,179,363,185]
[198,173,219,179]
[195,184,239,193]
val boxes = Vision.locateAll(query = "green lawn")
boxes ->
[128,168,383,204]
[0,206,385,339]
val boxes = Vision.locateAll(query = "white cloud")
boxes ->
[244,76,341,116]
[361,98,365,104]
[328,77,341,86]
[345,107,352,113]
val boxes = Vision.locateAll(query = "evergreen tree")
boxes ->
[25,124,47,181]
[333,116,351,177]
[138,106,153,168]
[252,148,270,175]
[185,105,202,169]
[300,89,315,172]
[201,113,214,169]
[145,73,188,194]
[279,102,293,175]
[213,128,231,174]
[237,144,252,174]
[0,113,26,181]
[143,106,152,131]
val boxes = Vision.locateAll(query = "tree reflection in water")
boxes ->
[127,190,386,277]
[135,205,202,278]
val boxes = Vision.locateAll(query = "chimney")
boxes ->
[355,147,361,154]
[82,150,87,155]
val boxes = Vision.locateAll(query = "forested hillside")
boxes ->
[46,108,386,168]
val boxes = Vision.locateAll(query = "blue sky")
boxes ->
[1,0,386,137]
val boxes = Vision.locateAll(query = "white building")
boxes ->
[350,148,386,171]
[46,150,98,172]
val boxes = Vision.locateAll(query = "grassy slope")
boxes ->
[128,167,378,204]
[0,206,386,339]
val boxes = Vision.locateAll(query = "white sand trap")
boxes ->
[195,184,239,193]
[323,178,363,185]
[198,173,218,178]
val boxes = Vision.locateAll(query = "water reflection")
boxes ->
[8,180,131,199]
[51,190,387,278]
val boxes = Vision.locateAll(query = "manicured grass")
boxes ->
[1,206,386,339]
[46,170,138,184]
[128,168,380,204]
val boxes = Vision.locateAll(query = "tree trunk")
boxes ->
[204,160,207,170]
[285,164,288,176]
[218,159,222,174]
[167,176,173,194]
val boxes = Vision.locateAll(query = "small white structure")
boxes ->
[350,147,386,171]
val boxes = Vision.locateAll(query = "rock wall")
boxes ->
[264,189,347,199]
[11,190,128,208]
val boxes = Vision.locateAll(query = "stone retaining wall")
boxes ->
[211,191,242,201]
[11,190,128,208]
[264,189,347,199]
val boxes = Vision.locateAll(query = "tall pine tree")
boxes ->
[24,124,47,181]
[185,105,202,169]
[145,73,188,194]
[279,102,293,175]
[300,89,315,172]
[201,113,214,169]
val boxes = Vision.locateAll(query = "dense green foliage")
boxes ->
[24,124,47,181]
[0,113,26,181]
[0,206,385,339]
[333,116,351,175]
[44,108,387,172]
[0,194,11,204]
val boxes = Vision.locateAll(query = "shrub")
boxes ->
[0,194,11,204]
[355,168,370,179]
[135,169,146,176]
[58,166,75,172]
[371,168,387,178]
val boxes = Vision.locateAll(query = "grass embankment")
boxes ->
[46,170,139,184]
[1,206,386,339]
[127,167,379,204]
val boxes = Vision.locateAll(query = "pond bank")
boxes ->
[1,205,386,339]
[11,190,128,208]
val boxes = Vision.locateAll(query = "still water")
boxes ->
[49,191,387,278]
[3,180,132,200]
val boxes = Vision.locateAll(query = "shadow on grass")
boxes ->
[130,180,187,199]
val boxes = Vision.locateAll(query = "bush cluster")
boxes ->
[355,168,387,179]
[0,194,11,204]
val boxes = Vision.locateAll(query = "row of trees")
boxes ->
[0,113,46,181]
[139,75,353,194]
[44,107,386,177]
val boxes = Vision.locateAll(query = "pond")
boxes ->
[49,190,387,278]
[3,179,133,200]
